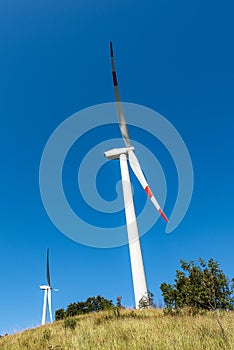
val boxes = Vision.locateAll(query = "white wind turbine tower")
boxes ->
[40,249,58,325]
[104,42,168,309]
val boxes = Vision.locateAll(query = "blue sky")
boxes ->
[1,0,234,334]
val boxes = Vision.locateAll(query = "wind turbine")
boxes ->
[40,249,58,325]
[104,42,168,308]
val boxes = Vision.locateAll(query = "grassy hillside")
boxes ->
[1,309,234,350]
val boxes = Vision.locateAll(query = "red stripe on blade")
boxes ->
[145,186,153,198]
[112,71,118,86]
[159,208,168,222]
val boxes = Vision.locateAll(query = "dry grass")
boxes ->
[1,309,234,350]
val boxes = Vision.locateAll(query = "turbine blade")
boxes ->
[128,150,168,222]
[47,288,53,323]
[110,41,131,147]
[46,249,51,287]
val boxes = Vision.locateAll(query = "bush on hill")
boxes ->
[55,295,114,320]
[160,258,234,312]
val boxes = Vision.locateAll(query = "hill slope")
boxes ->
[1,309,234,350]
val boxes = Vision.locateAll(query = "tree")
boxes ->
[84,295,114,312]
[116,296,122,308]
[138,291,154,309]
[55,295,114,320]
[160,258,234,311]
[65,302,81,317]
[55,308,65,321]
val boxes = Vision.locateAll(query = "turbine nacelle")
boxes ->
[40,285,51,290]
[104,146,135,160]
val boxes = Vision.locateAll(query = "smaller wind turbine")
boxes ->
[40,249,58,325]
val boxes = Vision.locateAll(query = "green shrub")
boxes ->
[64,317,77,331]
